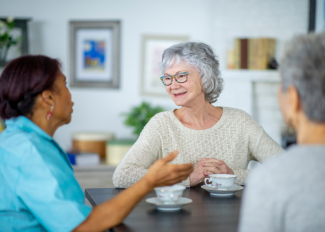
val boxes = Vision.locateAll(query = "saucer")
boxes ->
[146,197,192,211]
[201,184,243,197]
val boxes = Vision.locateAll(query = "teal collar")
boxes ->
[5,116,68,162]
[6,116,53,141]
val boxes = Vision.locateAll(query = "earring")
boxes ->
[46,103,54,120]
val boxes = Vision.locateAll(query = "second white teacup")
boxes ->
[154,185,186,204]
[204,174,237,190]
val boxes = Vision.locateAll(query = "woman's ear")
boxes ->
[286,85,301,128]
[40,90,55,107]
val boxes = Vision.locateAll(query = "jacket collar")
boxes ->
[5,116,69,163]
[6,116,53,141]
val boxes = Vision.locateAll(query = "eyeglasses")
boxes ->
[160,72,191,86]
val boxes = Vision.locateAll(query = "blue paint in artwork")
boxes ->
[83,40,106,69]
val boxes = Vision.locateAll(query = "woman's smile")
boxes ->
[173,91,187,97]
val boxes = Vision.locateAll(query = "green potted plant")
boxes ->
[122,102,165,136]
[0,16,20,64]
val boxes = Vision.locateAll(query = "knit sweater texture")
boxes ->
[113,107,284,187]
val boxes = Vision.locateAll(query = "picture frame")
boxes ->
[69,21,120,88]
[308,0,325,32]
[140,34,189,96]
[0,18,31,67]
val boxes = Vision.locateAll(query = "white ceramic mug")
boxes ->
[204,174,237,190]
[154,185,185,204]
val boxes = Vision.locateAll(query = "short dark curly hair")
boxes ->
[0,55,60,119]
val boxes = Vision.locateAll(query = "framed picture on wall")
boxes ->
[0,18,31,67]
[308,0,325,32]
[315,0,325,32]
[69,21,120,88]
[140,34,189,96]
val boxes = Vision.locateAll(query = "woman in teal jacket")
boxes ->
[0,55,193,232]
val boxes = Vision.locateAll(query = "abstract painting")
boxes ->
[70,21,120,88]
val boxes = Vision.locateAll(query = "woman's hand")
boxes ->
[201,158,234,175]
[189,160,207,186]
[189,158,234,186]
[143,150,193,188]
[73,150,193,232]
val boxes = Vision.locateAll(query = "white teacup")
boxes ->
[154,185,185,204]
[204,174,237,190]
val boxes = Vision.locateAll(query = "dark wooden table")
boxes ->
[85,187,243,232]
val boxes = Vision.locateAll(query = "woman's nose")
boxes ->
[170,79,181,89]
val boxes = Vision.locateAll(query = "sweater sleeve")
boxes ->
[233,169,251,186]
[233,112,284,185]
[249,125,284,163]
[112,117,162,188]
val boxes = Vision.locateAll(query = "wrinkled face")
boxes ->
[52,71,74,124]
[164,62,205,107]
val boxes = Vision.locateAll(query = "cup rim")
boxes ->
[208,174,237,178]
[154,185,186,192]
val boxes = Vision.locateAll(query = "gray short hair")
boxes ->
[280,32,325,123]
[160,42,223,103]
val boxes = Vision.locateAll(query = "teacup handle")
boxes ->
[204,178,214,188]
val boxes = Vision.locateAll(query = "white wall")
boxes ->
[0,0,212,150]
[211,0,308,144]
[0,0,309,150]
[214,0,308,112]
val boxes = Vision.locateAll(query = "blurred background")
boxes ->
[0,0,323,191]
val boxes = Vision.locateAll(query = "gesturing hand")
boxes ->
[189,158,234,186]
[144,150,193,188]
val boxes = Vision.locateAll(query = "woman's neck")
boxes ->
[297,119,325,145]
[175,101,222,130]
[28,111,60,137]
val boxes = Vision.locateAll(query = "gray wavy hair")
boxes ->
[160,42,223,103]
[280,32,325,123]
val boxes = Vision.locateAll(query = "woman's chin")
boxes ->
[172,98,187,107]
[171,92,191,106]
[64,115,72,125]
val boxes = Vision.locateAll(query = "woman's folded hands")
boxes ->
[189,158,234,186]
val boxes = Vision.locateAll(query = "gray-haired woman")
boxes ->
[239,32,325,232]
[113,42,284,187]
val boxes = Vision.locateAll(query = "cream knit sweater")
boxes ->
[113,107,284,187]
